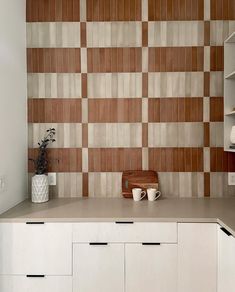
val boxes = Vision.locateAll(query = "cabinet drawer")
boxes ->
[0,276,72,292]
[73,244,124,292]
[0,223,72,275]
[73,222,177,243]
[126,243,177,292]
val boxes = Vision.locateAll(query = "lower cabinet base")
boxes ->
[0,276,72,292]
[73,243,124,292]
[125,243,178,292]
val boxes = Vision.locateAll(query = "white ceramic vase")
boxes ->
[230,126,235,144]
[31,174,49,203]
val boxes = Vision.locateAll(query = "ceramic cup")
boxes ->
[147,188,161,201]
[132,188,146,201]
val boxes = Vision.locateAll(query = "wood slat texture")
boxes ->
[87,48,142,72]
[210,46,224,71]
[28,148,82,172]
[148,98,203,122]
[27,49,81,73]
[26,0,80,22]
[148,0,204,21]
[86,0,142,21]
[210,0,235,20]
[148,47,204,72]
[148,148,204,172]
[26,0,235,198]
[88,98,142,122]
[210,97,224,122]
[28,99,82,123]
[210,148,235,172]
[88,148,142,171]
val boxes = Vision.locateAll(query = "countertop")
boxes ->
[1,197,235,235]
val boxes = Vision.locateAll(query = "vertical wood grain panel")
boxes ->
[26,0,80,22]
[27,48,81,73]
[86,0,141,21]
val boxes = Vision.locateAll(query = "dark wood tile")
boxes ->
[86,0,141,21]
[26,0,80,22]
[210,46,224,71]
[211,0,235,20]
[88,98,142,123]
[27,49,81,73]
[210,97,224,122]
[88,148,142,171]
[204,72,210,96]
[87,48,142,72]
[28,99,82,123]
[142,22,148,47]
[204,21,210,46]
[142,73,148,97]
[148,98,203,122]
[80,22,87,48]
[204,122,210,147]
[148,0,204,20]
[149,148,203,172]
[142,123,148,147]
[82,173,89,197]
[204,173,210,197]
[82,73,87,98]
[148,47,204,72]
[28,148,82,172]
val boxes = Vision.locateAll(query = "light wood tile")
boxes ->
[88,123,142,147]
[148,21,204,47]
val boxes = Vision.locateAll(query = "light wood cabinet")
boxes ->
[125,243,177,292]
[218,226,235,291]
[0,223,72,275]
[0,276,72,292]
[0,221,224,292]
[72,222,177,243]
[178,223,217,292]
[73,243,124,292]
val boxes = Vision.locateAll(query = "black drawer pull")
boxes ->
[115,221,134,224]
[221,227,232,236]
[26,275,45,278]
[142,243,161,245]
[26,222,45,225]
[89,242,108,246]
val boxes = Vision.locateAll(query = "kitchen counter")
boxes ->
[1,197,235,235]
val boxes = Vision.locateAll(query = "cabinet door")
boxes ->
[125,243,177,292]
[218,226,235,291]
[0,223,72,275]
[73,243,124,292]
[0,276,72,292]
[178,223,217,292]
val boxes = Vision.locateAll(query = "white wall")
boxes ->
[0,0,27,213]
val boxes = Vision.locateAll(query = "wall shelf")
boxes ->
[225,148,235,153]
[224,31,235,152]
[225,71,235,79]
[225,32,235,43]
[225,111,235,116]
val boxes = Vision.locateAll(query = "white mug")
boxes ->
[132,188,146,201]
[147,188,161,201]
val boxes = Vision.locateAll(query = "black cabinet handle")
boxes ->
[26,275,45,278]
[142,243,161,245]
[26,222,45,225]
[89,242,108,246]
[220,227,232,236]
[115,221,134,224]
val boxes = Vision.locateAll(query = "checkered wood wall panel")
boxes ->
[27,0,235,198]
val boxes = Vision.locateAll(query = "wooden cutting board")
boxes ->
[122,170,158,198]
